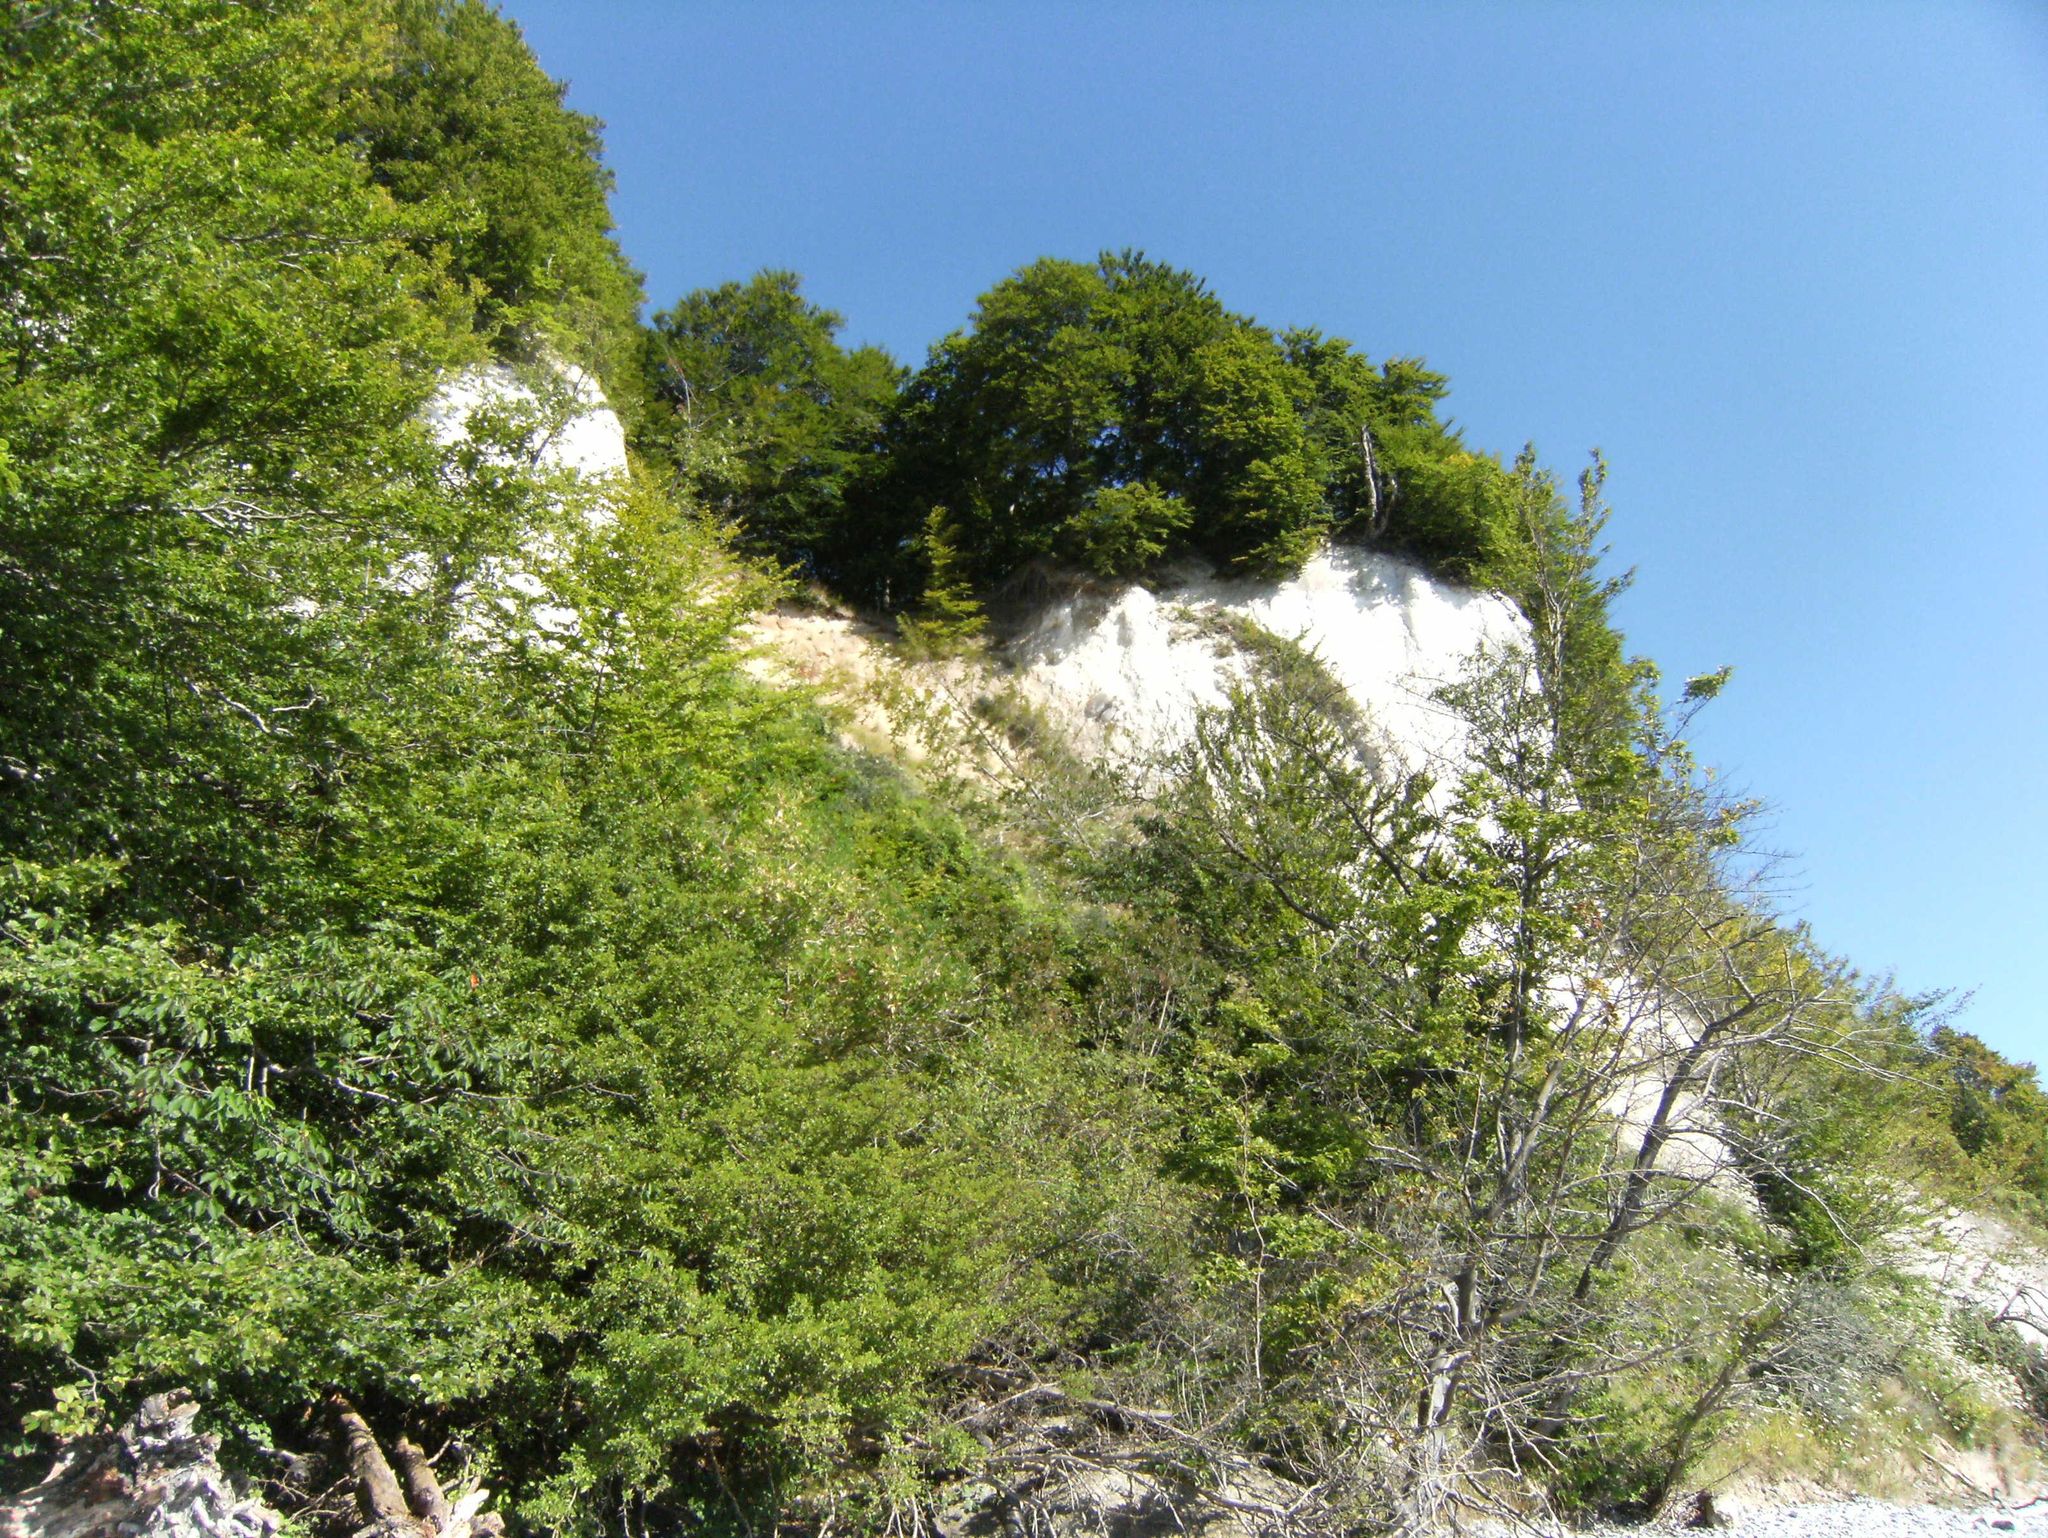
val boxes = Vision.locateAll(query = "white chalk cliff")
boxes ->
[1003,545,1528,778]
[423,357,629,488]
[420,357,630,641]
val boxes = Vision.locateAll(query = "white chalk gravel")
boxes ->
[1584,1498,2047,1538]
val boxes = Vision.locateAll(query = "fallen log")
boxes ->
[324,1398,502,1538]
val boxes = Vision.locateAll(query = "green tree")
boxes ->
[1282,333,1529,588]
[1122,454,1881,1529]
[1068,482,1191,577]
[1,10,1169,1528]
[2,0,556,1478]
[1183,329,1329,569]
[852,253,1332,604]
[351,0,645,371]
[898,506,989,653]
[0,0,477,922]
[645,270,901,568]
[1934,1027,2048,1215]
[847,254,1537,612]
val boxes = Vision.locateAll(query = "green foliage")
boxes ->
[1935,1027,2048,1216]
[897,507,989,654]
[840,251,1534,610]
[0,862,552,1452]
[1746,997,2048,1235]
[1069,482,1191,577]
[351,0,645,373]
[1,0,475,923]
[1282,336,1527,589]
[645,271,901,568]
[7,8,2040,1530]
[1083,469,1977,1521]
[0,469,1152,1509]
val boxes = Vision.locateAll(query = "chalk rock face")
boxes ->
[1,1391,281,1538]
[1003,545,1528,778]
[420,356,630,641]
[1894,1207,2048,1349]
[423,358,628,489]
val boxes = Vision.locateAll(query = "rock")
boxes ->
[423,358,629,487]
[1684,1489,1730,1528]
[0,1390,282,1538]
[1004,547,1528,785]
[1680,1485,1779,1529]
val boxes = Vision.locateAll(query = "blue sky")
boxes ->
[502,0,2048,1066]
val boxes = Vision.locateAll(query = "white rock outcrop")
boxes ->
[1895,1206,2048,1349]
[420,356,630,642]
[748,545,1529,790]
[423,357,628,489]
[1,1392,281,1538]
[1004,545,1528,779]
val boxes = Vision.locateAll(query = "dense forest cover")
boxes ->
[647,254,1536,615]
[4,5,2045,1536]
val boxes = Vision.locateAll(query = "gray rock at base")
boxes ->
[1,1390,282,1538]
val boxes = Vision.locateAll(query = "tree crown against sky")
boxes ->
[650,254,1536,609]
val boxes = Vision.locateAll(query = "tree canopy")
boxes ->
[351,0,645,373]
[0,0,1098,1512]
[809,252,1534,609]
[644,271,901,567]
[616,250,1558,614]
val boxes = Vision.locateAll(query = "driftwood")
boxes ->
[390,1442,452,1534]
[323,1397,501,1538]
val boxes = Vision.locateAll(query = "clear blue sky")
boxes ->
[502,0,2048,1067]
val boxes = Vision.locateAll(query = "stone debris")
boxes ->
[1,1391,281,1538]
[1656,1497,2048,1538]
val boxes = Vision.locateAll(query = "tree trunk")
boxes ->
[391,1440,452,1534]
[327,1396,421,1538]
[325,1399,501,1538]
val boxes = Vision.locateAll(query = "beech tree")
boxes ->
[1,9,1154,1523]
[850,252,1332,601]
[645,270,901,568]
[836,252,1543,613]
[1136,451,1892,1529]
[353,0,644,365]
[9,9,2035,1530]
